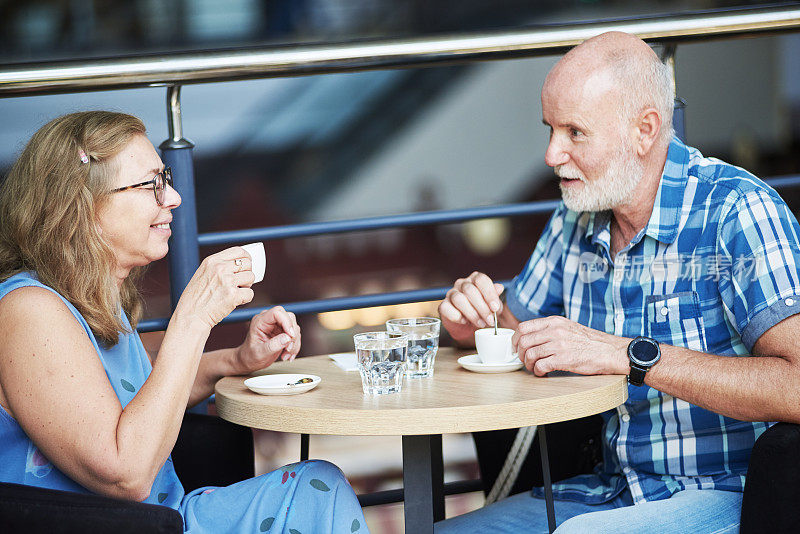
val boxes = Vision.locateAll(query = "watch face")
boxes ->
[630,338,660,365]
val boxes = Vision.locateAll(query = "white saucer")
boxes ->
[244,374,321,395]
[457,354,524,374]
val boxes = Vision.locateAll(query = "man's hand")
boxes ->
[439,272,505,345]
[513,316,629,376]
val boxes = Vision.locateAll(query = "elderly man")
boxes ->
[436,31,800,533]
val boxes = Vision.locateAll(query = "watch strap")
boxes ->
[628,365,647,386]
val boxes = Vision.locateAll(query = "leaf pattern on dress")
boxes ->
[24,444,52,478]
[120,379,136,392]
[259,517,275,531]
[309,479,330,492]
[351,519,361,532]
[157,492,167,503]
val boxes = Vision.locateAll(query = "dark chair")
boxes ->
[476,419,799,532]
[740,422,800,534]
[0,412,254,534]
[472,414,604,497]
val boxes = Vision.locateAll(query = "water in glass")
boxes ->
[353,332,408,395]
[386,317,441,378]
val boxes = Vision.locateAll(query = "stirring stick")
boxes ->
[493,310,498,335]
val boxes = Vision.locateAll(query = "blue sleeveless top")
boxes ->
[0,271,184,508]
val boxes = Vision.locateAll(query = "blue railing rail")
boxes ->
[139,282,511,332]
[197,200,562,245]
[138,200,562,331]
[138,175,800,332]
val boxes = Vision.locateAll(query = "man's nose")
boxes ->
[544,137,569,168]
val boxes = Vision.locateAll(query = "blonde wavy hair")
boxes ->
[0,111,148,345]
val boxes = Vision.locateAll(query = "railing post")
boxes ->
[662,44,687,142]
[160,85,199,311]
[161,85,206,413]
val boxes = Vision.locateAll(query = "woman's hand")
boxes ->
[174,247,255,331]
[234,306,301,374]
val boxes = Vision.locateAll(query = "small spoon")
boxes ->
[493,310,498,335]
[287,377,314,386]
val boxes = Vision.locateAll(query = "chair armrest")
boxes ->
[741,422,800,533]
[0,481,182,534]
[0,413,252,533]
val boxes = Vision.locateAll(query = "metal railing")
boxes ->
[4,5,798,327]
[1,5,799,96]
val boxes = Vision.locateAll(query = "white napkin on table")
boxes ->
[329,352,358,371]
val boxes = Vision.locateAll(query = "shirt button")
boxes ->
[623,467,631,475]
[660,307,669,316]
[621,414,631,423]
[786,298,795,306]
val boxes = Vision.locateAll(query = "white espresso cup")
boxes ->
[475,328,515,364]
[241,242,267,283]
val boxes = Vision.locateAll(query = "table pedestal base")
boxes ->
[301,428,557,533]
[300,433,309,461]
[402,434,445,533]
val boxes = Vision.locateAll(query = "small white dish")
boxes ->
[244,374,321,395]
[457,354,524,374]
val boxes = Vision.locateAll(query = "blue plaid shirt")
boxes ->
[507,137,800,504]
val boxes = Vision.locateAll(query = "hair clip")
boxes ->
[79,149,89,164]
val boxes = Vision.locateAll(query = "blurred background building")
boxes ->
[1,0,799,530]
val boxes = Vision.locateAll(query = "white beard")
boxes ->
[556,143,644,212]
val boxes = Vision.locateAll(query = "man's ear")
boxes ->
[635,107,662,156]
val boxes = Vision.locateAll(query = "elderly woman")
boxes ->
[0,111,368,533]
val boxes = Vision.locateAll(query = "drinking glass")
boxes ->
[353,331,408,395]
[385,317,441,378]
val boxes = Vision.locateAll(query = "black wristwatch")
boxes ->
[627,336,661,386]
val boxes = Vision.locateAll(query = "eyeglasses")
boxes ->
[110,167,173,206]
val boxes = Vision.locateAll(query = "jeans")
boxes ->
[435,488,742,534]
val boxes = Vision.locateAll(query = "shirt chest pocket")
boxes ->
[645,291,708,352]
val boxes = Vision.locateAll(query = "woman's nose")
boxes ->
[163,182,182,209]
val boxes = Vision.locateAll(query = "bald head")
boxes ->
[545,31,675,142]
[557,31,659,72]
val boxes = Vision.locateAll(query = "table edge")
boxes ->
[215,374,628,435]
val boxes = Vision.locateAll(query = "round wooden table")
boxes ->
[215,348,628,533]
